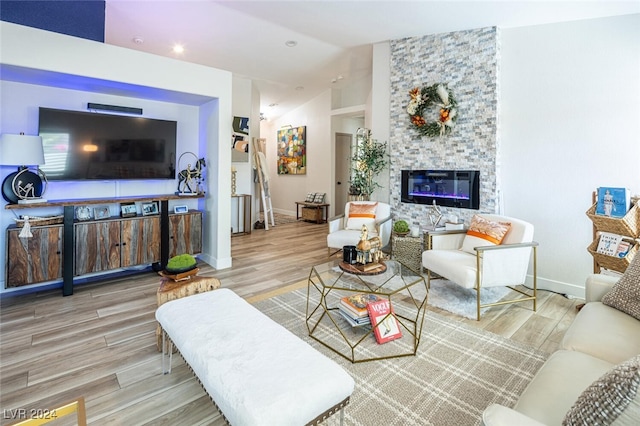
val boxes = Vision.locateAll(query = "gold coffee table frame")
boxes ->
[306,259,428,363]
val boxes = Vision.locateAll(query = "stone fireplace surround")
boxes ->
[388,26,500,229]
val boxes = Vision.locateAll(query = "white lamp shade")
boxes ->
[0,133,45,166]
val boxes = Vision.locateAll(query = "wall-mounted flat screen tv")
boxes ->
[38,107,176,180]
[401,169,480,209]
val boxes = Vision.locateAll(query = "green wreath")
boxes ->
[407,83,458,137]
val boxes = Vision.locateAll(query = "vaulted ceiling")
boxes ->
[104,1,639,119]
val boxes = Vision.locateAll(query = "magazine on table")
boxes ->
[367,299,402,344]
[595,187,630,218]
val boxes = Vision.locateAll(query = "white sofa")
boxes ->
[482,273,640,426]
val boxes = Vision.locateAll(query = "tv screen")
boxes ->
[38,107,176,180]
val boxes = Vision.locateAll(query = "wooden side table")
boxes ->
[156,275,221,351]
[295,201,330,224]
[391,234,423,273]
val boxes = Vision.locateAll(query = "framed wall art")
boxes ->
[277,126,306,175]
[232,116,250,162]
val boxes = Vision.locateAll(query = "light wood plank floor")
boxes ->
[0,219,582,425]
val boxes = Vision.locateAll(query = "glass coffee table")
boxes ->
[306,259,428,363]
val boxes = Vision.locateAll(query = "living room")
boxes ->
[0,2,639,424]
[0,5,638,299]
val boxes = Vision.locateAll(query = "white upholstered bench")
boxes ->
[155,288,355,425]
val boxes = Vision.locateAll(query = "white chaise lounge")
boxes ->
[155,288,355,426]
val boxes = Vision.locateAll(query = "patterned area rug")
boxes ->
[427,278,511,320]
[258,212,297,225]
[254,289,547,426]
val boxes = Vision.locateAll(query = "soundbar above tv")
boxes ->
[38,107,177,181]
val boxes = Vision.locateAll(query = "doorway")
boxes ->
[334,132,352,216]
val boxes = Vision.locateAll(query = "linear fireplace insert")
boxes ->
[401,170,480,209]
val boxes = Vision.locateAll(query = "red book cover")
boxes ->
[367,299,402,344]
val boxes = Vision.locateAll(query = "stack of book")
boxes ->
[338,293,380,327]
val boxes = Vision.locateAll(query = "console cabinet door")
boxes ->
[169,212,202,257]
[75,221,121,275]
[120,217,161,267]
[6,225,63,287]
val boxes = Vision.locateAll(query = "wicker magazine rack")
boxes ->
[587,238,638,273]
[585,202,639,238]
[586,196,640,273]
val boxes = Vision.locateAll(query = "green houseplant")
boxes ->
[393,220,410,235]
[349,128,389,200]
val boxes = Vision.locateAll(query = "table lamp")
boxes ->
[0,133,48,204]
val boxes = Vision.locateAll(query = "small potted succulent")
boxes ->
[393,220,410,236]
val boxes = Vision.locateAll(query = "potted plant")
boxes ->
[349,128,389,201]
[393,220,410,236]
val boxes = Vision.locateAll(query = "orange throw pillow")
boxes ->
[346,202,378,231]
[460,215,511,254]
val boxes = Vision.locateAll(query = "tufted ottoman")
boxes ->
[156,288,355,425]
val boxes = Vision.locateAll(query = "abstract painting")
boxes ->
[277,126,306,174]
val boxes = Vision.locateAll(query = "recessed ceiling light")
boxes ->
[269,103,278,107]
[295,86,304,91]
[172,44,185,54]
[285,40,297,47]
[133,37,144,44]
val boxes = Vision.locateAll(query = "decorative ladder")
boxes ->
[252,138,275,230]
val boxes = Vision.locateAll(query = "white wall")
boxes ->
[231,76,260,228]
[500,14,640,296]
[0,22,234,293]
[370,42,391,204]
[260,90,333,217]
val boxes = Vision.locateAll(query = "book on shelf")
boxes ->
[595,232,635,258]
[595,187,630,218]
[367,299,402,344]
[596,232,625,256]
[615,240,632,258]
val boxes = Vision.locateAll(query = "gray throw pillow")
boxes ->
[563,355,640,426]
[602,251,640,321]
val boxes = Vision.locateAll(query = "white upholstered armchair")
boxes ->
[327,201,392,256]
[422,214,538,321]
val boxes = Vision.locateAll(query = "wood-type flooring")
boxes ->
[0,218,582,424]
